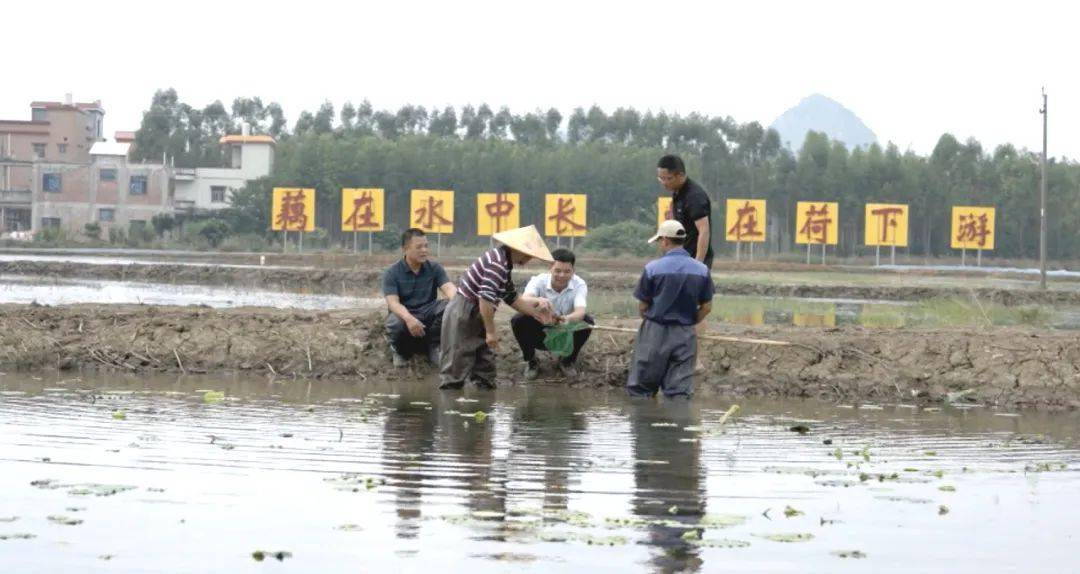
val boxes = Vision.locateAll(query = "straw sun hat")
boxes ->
[492,225,554,262]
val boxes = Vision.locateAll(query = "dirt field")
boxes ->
[3,304,1078,410]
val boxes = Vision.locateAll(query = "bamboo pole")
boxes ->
[584,324,792,347]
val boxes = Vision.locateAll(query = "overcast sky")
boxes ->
[4,0,1076,158]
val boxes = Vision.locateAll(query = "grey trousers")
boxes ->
[439,295,496,389]
[626,320,697,399]
[385,298,448,358]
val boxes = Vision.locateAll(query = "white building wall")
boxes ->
[174,142,273,210]
[175,171,249,210]
[237,143,274,179]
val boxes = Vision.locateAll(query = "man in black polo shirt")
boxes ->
[658,154,714,371]
[383,228,457,367]
[658,154,713,268]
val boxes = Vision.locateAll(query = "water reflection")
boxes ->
[382,395,438,539]
[629,402,705,572]
[2,374,1079,573]
[509,391,588,516]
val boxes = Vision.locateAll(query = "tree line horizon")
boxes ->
[131,89,1080,260]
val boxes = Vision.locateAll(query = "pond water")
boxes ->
[591,293,1080,330]
[0,252,300,270]
[1,374,1078,573]
[0,275,377,310]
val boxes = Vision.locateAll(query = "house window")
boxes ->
[99,168,117,182]
[41,217,61,229]
[99,208,115,222]
[33,143,46,159]
[32,108,46,122]
[58,143,67,154]
[43,173,62,192]
[130,175,148,195]
[211,186,227,203]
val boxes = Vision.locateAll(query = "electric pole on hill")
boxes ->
[1039,89,1048,291]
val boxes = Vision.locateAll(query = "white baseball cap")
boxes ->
[648,219,687,243]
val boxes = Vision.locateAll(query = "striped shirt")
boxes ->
[459,246,518,307]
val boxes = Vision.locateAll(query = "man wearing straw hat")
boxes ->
[439,225,558,390]
[626,220,714,399]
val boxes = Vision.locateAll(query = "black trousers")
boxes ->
[386,298,448,358]
[510,313,594,364]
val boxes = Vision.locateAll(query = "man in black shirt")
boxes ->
[658,154,713,268]
[657,154,714,372]
[382,228,457,367]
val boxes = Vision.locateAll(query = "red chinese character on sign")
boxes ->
[344,190,377,230]
[956,213,990,247]
[414,195,452,230]
[799,203,832,244]
[727,201,764,240]
[275,189,308,231]
[870,207,903,244]
[484,193,515,232]
[548,197,586,235]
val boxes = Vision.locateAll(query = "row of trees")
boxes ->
[134,90,1080,260]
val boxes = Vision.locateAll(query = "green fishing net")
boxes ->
[542,321,592,357]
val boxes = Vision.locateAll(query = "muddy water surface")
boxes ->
[1,374,1078,573]
[0,275,378,310]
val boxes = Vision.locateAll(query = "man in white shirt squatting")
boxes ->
[512,248,593,379]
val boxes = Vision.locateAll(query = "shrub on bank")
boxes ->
[219,233,274,252]
[581,221,656,257]
[33,227,68,245]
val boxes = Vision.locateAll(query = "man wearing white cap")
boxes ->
[627,220,714,398]
[439,225,558,390]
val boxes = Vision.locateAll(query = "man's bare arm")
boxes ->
[695,301,712,325]
[563,306,587,323]
[695,216,710,263]
[638,300,650,318]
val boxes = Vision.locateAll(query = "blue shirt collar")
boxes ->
[663,248,691,258]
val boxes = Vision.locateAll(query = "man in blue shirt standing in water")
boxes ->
[627,220,714,399]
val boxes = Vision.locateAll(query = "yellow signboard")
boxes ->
[271,187,315,232]
[724,310,765,327]
[545,194,587,237]
[657,197,673,229]
[410,189,454,234]
[725,199,767,243]
[951,206,995,250]
[793,312,837,328]
[341,188,385,232]
[864,203,909,247]
[795,201,838,245]
[476,193,521,236]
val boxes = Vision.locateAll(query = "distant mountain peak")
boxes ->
[770,94,877,151]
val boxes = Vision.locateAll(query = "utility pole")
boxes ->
[1039,89,1048,290]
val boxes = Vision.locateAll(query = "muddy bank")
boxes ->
[0,260,385,296]
[4,259,1080,306]
[2,304,1077,410]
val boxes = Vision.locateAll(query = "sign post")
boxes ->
[545,194,588,245]
[951,206,996,265]
[725,199,766,262]
[272,187,315,253]
[795,201,838,265]
[411,189,454,256]
[864,203,909,267]
[477,192,521,240]
[341,188,385,256]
